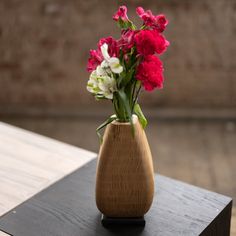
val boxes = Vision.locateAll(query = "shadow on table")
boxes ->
[94,213,145,236]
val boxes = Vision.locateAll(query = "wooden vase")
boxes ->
[95,115,154,218]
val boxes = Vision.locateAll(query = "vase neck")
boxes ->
[112,115,138,125]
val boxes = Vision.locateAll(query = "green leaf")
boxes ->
[117,18,136,30]
[121,68,135,88]
[96,114,117,144]
[134,103,148,129]
[117,72,126,89]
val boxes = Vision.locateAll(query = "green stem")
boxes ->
[132,85,142,111]
[112,93,129,122]
[131,80,137,108]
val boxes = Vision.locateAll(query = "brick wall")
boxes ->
[0,0,235,112]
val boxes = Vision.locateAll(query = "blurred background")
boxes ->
[0,0,235,233]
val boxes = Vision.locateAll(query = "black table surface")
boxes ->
[0,160,232,236]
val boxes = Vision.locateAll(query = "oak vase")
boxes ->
[95,116,154,217]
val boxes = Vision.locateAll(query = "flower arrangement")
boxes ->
[87,6,169,139]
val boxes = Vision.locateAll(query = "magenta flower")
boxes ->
[87,49,103,72]
[134,30,169,56]
[136,7,168,32]
[87,37,119,72]
[156,14,168,32]
[118,29,137,53]
[136,55,164,91]
[113,6,129,22]
[98,36,119,58]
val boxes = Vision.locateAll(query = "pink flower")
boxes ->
[87,37,119,72]
[136,7,155,27]
[136,7,168,32]
[134,30,169,56]
[87,49,103,72]
[136,7,145,16]
[136,55,164,91]
[113,6,129,22]
[118,29,137,52]
[156,14,168,32]
[135,30,156,55]
[98,36,119,58]
[152,30,170,54]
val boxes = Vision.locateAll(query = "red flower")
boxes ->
[136,7,168,32]
[113,6,129,22]
[118,29,137,53]
[134,30,169,56]
[98,36,119,58]
[136,55,164,91]
[136,7,155,27]
[87,37,119,72]
[156,14,168,33]
[152,30,170,54]
[87,49,103,72]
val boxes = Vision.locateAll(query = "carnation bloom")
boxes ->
[134,30,169,56]
[156,14,168,32]
[98,37,119,58]
[118,29,137,53]
[87,37,119,72]
[136,55,164,91]
[87,49,103,72]
[113,6,129,22]
[152,30,170,54]
[136,7,168,32]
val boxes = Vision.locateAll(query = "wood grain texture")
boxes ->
[0,122,96,218]
[0,160,232,236]
[1,117,236,234]
[96,117,154,217]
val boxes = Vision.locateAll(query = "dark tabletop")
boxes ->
[0,160,232,236]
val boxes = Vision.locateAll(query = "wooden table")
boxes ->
[0,122,232,236]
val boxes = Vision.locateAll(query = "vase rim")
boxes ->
[112,114,138,125]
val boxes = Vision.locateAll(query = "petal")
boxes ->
[108,57,120,65]
[100,43,110,61]
[96,65,105,76]
[108,57,123,74]
[98,81,107,92]
[101,60,109,68]
[104,93,113,99]
[86,84,94,93]
[111,65,123,74]
[136,7,145,17]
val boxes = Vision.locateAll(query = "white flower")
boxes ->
[96,65,106,76]
[107,57,123,74]
[100,43,123,74]
[87,70,117,100]
[101,43,110,61]
[87,71,98,94]
[98,76,117,99]
[87,43,122,99]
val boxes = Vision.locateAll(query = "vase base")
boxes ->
[101,214,145,227]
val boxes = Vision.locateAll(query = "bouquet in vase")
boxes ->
[87,6,169,140]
